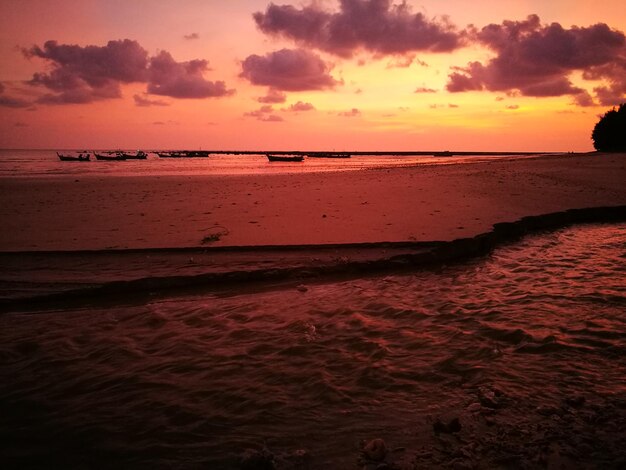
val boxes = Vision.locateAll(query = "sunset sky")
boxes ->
[1,0,625,151]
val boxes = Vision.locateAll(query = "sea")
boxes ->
[0,148,549,178]
[0,149,625,469]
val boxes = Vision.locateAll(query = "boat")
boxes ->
[267,154,304,162]
[307,152,351,158]
[119,151,148,160]
[156,152,181,158]
[57,152,90,161]
[433,151,454,157]
[184,150,210,158]
[156,151,209,158]
[94,151,125,161]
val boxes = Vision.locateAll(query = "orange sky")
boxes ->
[0,0,625,151]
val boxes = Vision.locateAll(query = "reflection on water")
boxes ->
[1,223,625,468]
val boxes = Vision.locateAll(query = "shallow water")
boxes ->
[0,148,549,177]
[1,223,625,468]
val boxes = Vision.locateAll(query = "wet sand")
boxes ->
[1,152,625,251]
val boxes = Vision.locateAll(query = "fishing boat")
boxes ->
[119,151,148,160]
[267,154,304,162]
[57,152,90,162]
[184,150,210,158]
[94,151,125,161]
[156,152,180,158]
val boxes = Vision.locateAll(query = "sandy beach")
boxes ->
[1,152,625,252]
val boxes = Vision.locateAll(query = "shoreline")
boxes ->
[2,205,625,312]
[1,152,625,251]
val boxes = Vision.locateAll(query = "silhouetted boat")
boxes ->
[433,151,454,157]
[156,152,180,158]
[156,151,209,158]
[184,150,210,158]
[119,151,148,160]
[267,154,304,162]
[57,152,90,162]
[307,152,351,158]
[94,152,125,161]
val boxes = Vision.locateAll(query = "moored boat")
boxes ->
[57,152,90,161]
[267,154,304,162]
[119,151,148,160]
[156,151,185,158]
[184,150,210,158]
[94,151,125,161]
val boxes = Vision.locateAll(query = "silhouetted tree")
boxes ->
[592,103,626,151]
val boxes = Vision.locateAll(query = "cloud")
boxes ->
[14,121,28,127]
[446,15,626,105]
[184,33,199,40]
[386,55,415,68]
[286,101,315,112]
[414,86,437,93]
[505,104,519,110]
[24,39,233,104]
[133,94,169,107]
[0,83,30,108]
[258,88,287,103]
[244,105,285,122]
[262,114,284,122]
[148,51,234,98]
[253,0,462,58]
[338,108,360,117]
[25,39,148,103]
[448,103,459,108]
[241,48,339,91]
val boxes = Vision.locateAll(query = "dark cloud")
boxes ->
[25,39,148,103]
[134,94,170,107]
[184,33,200,40]
[414,87,437,93]
[448,103,459,108]
[14,122,28,127]
[24,39,233,103]
[148,51,233,98]
[286,101,315,111]
[505,104,519,110]
[446,15,626,105]
[241,48,339,91]
[253,0,462,58]
[258,88,287,103]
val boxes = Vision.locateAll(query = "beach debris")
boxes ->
[362,438,388,461]
[200,226,229,244]
[477,387,504,409]
[433,417,462,434]
[201,232,223,244]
